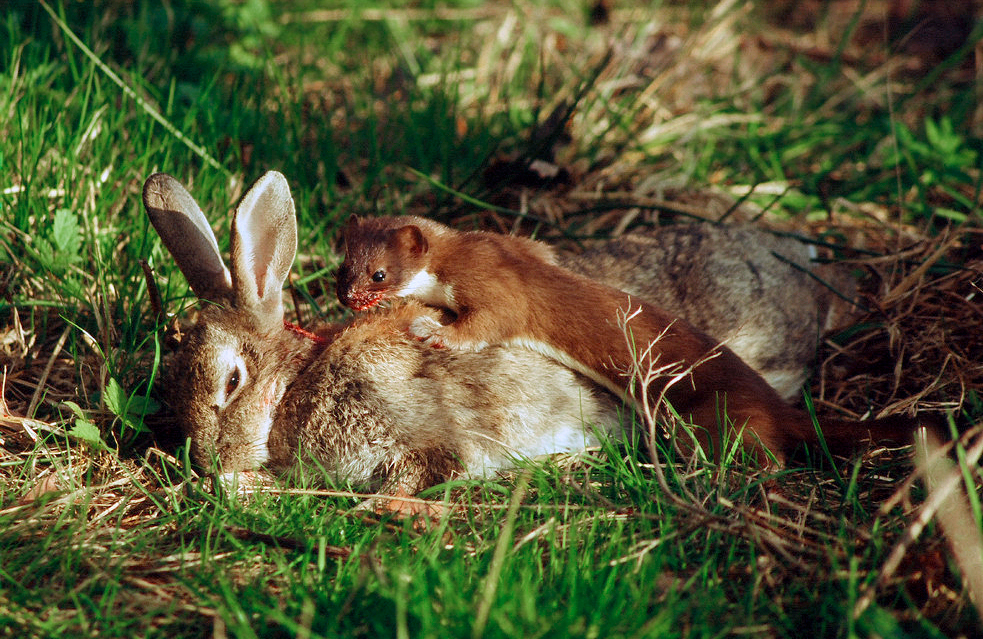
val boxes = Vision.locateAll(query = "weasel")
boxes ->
[336,214,932,464]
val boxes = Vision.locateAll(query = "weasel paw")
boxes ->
[407,315,447,348]
[408,315,441,338]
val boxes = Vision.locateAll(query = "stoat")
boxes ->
[336,214,931,464]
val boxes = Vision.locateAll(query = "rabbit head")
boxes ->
[144,171,310,474]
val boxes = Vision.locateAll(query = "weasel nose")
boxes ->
[335,268,352,305]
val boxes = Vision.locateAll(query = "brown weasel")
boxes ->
[336,214,931,464]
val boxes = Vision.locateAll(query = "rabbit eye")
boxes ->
[225,369,241,396]
[372,270,386,283]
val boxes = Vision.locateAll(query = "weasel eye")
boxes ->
[372,270,386,283]
[225,369,241,396]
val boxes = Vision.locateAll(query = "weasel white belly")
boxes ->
[398,269,457,309]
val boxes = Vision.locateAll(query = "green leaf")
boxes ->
[61,401,87,419]
[58,276,85,301]
[103,377,128,418]
[855,602,928,639]
[34,237,56,271]
[925,117,942,148]
[51,208,82,256]
[126,394,160,417]
[934,207,968,223]
[69,418,107,449]
[102,378,154,433]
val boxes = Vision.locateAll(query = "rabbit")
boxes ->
[559,224,858,401]
[143,171,623,510]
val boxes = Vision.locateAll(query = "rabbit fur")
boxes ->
[559,225,858,401]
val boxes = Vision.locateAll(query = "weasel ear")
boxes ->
[392,225,428,257]
[342,214,361,246]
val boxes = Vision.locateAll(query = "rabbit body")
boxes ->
[166,300,617,490]
[560,225,857,400]
[270,303,619,489]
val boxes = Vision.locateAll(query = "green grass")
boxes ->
[2,1,982,637]
[3,434,965,638]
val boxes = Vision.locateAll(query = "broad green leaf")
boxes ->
[126,394,161,416]
[103,377,128,418]
[62,400,86,419]
[935,207,968,223]
[51,208,82,257]
[34,237,56,271]
[69,418,107,449]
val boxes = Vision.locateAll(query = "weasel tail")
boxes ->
[337,215,934,465]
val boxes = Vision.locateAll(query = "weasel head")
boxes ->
[336,215,431,311]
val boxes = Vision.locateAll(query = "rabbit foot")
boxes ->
[356,490,447,528]
[380,494,447,521]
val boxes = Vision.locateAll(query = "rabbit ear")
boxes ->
[229,171,297,333]
[143,173,234,303]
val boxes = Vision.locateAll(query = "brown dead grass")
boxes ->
[817,232,983,419]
